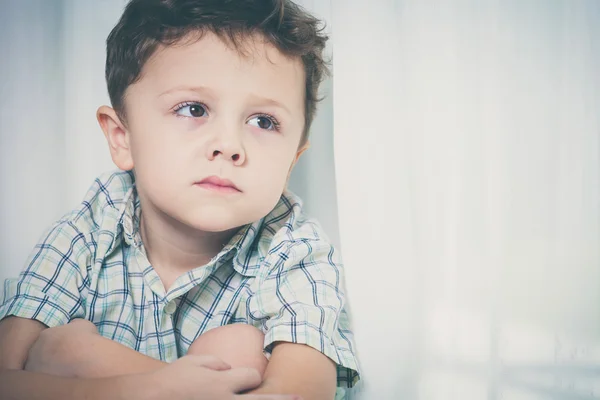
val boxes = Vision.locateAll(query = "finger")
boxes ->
[185,355,231,371]
[222,367,262,392]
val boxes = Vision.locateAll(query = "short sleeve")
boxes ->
[248,238,360,388]
[0,220,90,328]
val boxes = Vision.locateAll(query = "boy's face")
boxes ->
[100,32,307,232]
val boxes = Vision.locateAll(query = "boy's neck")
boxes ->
[138,207,238,291]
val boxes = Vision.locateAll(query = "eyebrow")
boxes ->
[158,86,292,117]
[158,85,217,99]
[245,93,292,117]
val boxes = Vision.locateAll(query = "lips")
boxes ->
[195,176,241,193]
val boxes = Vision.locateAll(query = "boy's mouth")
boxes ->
[195,176,241,193]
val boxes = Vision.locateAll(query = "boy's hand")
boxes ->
[146,355,301,400]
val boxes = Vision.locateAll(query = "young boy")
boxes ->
[0,1,359,400]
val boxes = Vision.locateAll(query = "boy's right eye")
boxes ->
[174,102,208,118]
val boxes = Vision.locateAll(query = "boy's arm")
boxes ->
[0,369,147,400]
[0,316,149,400]
[0,317,280,400]
[25,319,166,378]
[0,316,46,370]
[246,342,337,400]
[247,238,361,400]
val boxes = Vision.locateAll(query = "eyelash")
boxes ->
[254,113,281,131]
[172,101,209,116]
[171,101,282,132]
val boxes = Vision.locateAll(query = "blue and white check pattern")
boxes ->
[0,170,359,387]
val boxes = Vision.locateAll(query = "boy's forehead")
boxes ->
[137,32,305,101]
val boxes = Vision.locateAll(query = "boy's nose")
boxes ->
[206,141,246,166]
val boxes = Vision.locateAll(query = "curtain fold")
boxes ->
[0,0,127,294]
[332,1,600,398]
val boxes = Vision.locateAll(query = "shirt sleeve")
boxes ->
[248,238,360,388]
[0,219,90,327]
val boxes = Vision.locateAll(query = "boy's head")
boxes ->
[97,0,329,234]
[106,0,328,147]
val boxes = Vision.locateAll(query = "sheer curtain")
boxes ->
[0,0,126,288]
[332,1,600,399]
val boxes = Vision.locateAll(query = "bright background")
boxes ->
[1,1,599,399]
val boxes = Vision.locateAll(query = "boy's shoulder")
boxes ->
[263,190,330,245]
[234,190,338,277]
[57,169,136,237]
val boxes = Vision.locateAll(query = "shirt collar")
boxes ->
[115,182,264,277]
[228,219,264,277]
[116,185,142,248]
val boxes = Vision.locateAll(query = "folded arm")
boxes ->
[23,318,337,399]
[244,238,361,400]
[25,319,271,380]
[0,316,287,400]
[24,318,165,378]
[246,342,337,400]
[0,317,155,400]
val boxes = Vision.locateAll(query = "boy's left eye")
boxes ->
[174,102,207,118]
[247,115,278,131]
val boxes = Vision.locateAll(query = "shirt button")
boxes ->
[164,300,177,315]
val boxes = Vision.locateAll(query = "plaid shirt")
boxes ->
[0,170,359,387]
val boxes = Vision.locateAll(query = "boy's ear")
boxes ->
[286,140,311,182]
[97,106,134,171]
[294,140,310,164]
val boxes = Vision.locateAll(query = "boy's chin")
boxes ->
[181,206,269,233]
[185,215,248,234]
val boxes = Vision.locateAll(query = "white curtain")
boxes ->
[1,1,599,399]
[332,1,600,399]
[0,0,127,286]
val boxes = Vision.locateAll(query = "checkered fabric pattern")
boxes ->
[0,170,359,387]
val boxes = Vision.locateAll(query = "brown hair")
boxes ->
[105,0,329,145]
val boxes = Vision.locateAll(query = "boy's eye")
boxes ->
[174,103,207,118]
[247,115,278,131]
